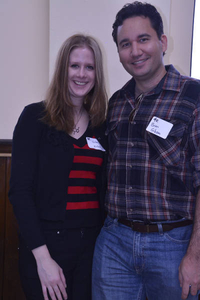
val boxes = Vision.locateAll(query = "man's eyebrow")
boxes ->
[138,33,151,39]
[118,38,130,46]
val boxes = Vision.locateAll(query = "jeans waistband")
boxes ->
[118,219,193,233]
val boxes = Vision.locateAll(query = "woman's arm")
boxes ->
[9,103,68,299]
[9,103,46,249]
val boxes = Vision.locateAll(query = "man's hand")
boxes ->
[179,248,200,299]
[32,245,67,300]
[179,189,200,299]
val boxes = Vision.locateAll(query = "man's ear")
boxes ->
[161,34,167,54]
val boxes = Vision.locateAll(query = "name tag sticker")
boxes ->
[86,137,106,151]
[146,116,173,139]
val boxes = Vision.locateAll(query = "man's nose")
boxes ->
[130,42,142,57]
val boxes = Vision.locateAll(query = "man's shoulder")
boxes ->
[109,77,135,104]
[179,73,200,100]
[166,65,200,110]
[181,75,200,86]
[167,64,200,88]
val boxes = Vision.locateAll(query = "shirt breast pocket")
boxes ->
[147,121,187,166]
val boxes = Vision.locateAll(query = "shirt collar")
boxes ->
[162,64,182,92]
[122,64,182,98]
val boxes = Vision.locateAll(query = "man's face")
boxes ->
[117,16,167,84]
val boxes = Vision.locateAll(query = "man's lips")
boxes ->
[131,58,149,65]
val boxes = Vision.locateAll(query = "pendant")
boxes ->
[73,126,80,135]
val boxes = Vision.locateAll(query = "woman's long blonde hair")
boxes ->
[43,34,108,133]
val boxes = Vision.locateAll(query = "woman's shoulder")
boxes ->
[14,101,47,137]
[93,121,106,137]
[92,121,107,150]
[93,121,106,135]
[17,101,46,128]
[21,101,45,118]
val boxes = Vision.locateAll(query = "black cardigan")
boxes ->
[9,102,107,250]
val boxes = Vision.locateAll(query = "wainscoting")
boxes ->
[0,140,25,299]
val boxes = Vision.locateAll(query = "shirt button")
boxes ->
[130,143,134,147]
[133,121,136,125]
[57,231,60,234]
[129,186,132,190]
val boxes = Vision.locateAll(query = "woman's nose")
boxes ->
[77,67,86,77]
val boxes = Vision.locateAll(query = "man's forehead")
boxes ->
[117,16,154,39]
[118,15,152,31]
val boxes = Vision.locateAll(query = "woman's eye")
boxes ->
[87,65,94,70]
[71,64,79,68]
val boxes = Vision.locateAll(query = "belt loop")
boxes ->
[157,223,163,235]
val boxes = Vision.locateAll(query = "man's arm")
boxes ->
[179,188,200,299]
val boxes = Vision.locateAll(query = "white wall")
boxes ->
[0,0,49,139]
[191,0,200,79]
[169,0,195,76]
[0,0,195,139]
[50,0,171,97]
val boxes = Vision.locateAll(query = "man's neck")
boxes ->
[135,68,167,99]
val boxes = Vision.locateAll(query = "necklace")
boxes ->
[73,107,84,135]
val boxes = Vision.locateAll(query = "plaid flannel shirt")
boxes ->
[105,65,200,221]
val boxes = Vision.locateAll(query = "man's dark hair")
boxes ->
[112,1,164,47]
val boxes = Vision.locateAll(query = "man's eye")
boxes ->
[122,42,130,48]
[139,38,148,43]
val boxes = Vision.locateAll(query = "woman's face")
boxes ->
[68,46,95,104]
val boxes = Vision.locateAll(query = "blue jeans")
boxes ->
[92,215,199,300]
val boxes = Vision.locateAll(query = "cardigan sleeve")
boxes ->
[9,102,46,250]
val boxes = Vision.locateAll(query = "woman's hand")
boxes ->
[32,245,67,300]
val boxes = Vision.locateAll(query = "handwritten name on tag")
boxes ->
[146,116,173,139]
[86,137,106,151]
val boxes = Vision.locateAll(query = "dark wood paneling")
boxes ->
[0,140,26,299]
[3,157,25,299]
[0,140,12,154]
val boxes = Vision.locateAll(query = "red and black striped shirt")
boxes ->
[65,127,104,228]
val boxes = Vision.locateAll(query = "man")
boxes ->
[92,2,200,300]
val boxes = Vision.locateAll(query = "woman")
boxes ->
[9,34,107,300]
